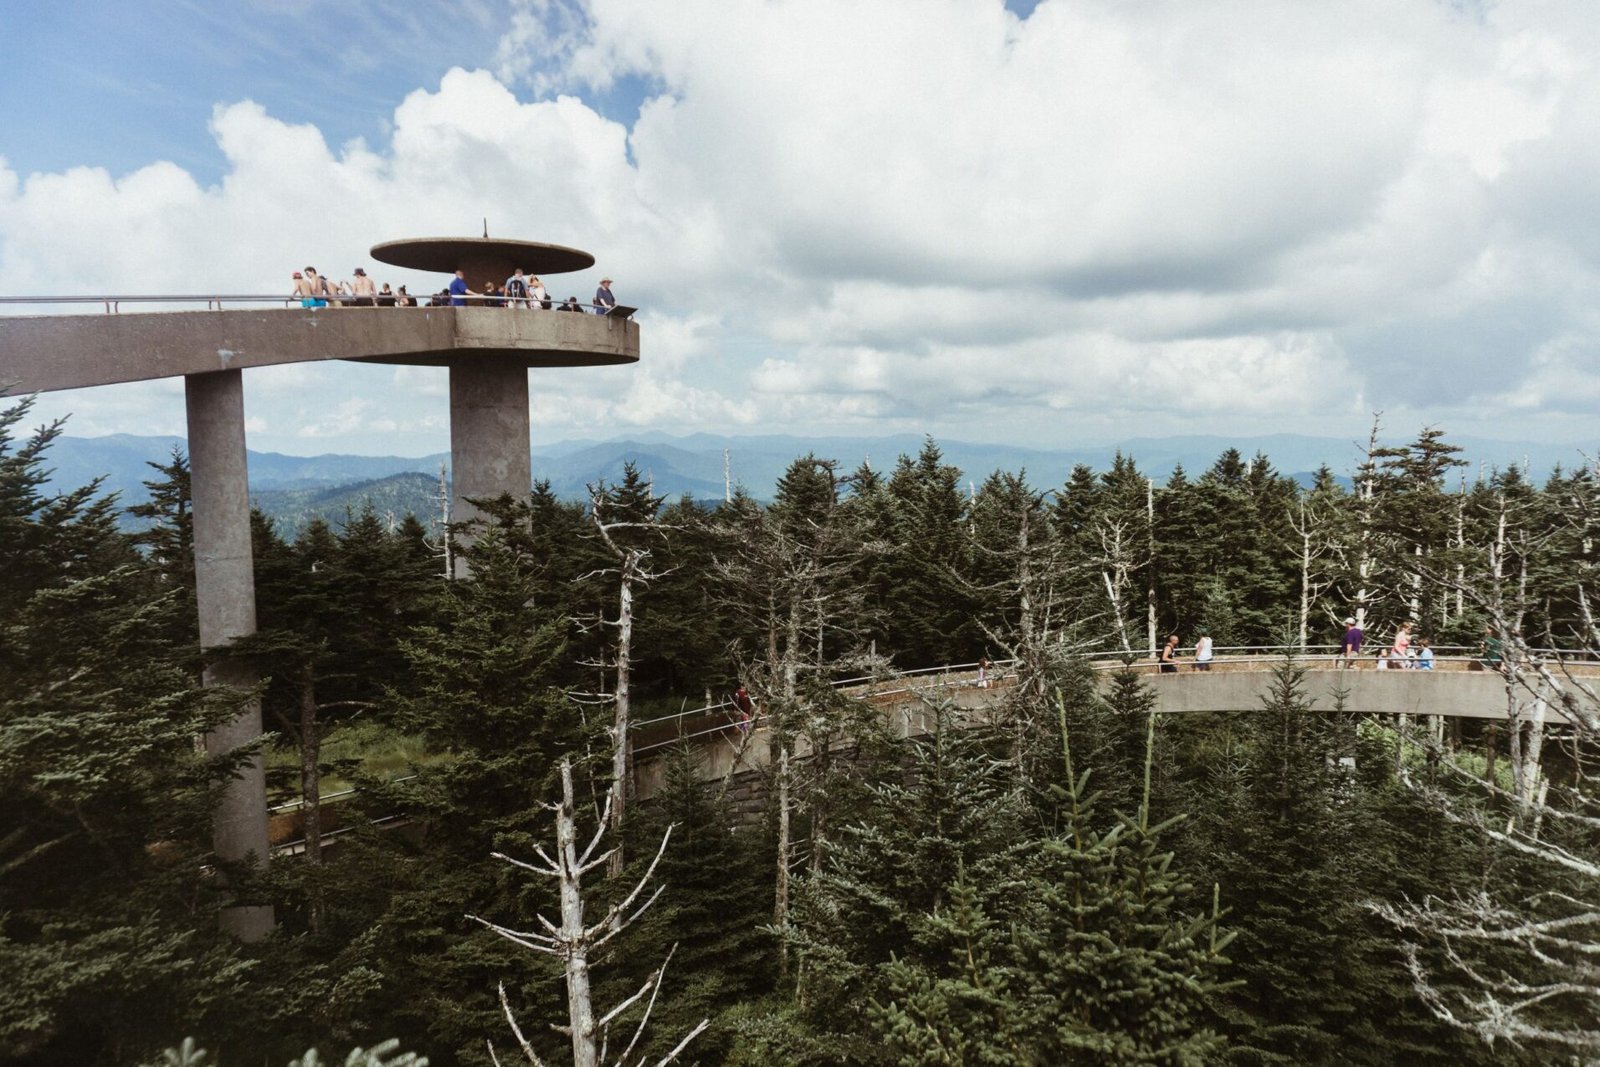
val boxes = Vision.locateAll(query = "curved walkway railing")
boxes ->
[627,644,1599,758]
[269,645,1594,853]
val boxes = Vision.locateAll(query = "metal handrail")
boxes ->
[624,643,1600,745]
[0,294,621,314]
[259,644,1597,831]
[274,812,410,855]
[268,773,418,814]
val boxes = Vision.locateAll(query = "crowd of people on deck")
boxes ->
[292,265,618,314]
[1144,619,1507,673]
[1341,618,1442,670]
[715,616,1506,737]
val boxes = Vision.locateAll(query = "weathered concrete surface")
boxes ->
[446,307,638,365]
[1144,665,1534,720]
[449,357,533,541]
[1131,658,1595,721]
[0,306,638,394]
[635,682,1003,801]
[634,664,1582,802]
[186,370,274,940]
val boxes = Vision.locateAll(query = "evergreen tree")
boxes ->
[1167,654,1505,1064]
[744,697,1026,1065]
[127,448,198,647]
[0,399,252,1064]
[603,745,774,1062]
[750,673,1231,1064]
[635,494,724,696]
[305,498,586,1059]
[882,440,975,665]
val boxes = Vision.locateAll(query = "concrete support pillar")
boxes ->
[185,370,275,941]
[449,357,532,562]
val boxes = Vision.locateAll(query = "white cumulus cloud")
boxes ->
[5,0,1600,456]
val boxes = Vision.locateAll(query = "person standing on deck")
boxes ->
[1392,621,1413,668]
[292,271,318,308]
[351,268,376,307]
[732,684,755,734]
[594,276,616,314]
[1340,617,1364,668]
[505,268,530,308]
[1159,634,1181,673]
[448,269,476,307]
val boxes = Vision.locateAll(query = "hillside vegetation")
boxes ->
[5,397,1600,1064]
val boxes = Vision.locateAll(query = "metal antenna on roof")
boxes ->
[483,218,489,238]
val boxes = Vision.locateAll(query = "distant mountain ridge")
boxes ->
[40,429,1598,536]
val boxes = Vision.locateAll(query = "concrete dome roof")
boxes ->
[370,237,595,277]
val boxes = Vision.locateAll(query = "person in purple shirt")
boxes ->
[1340,617,1364,668]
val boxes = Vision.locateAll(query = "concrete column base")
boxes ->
[449,358,533,570]
[186,370,274,940]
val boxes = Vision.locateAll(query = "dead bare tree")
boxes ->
[1371,475,1600,1053]
[420,461,453,580]
[1287,493,1340,650]
[961,480,1101,774]
[709,465,879,978]
[1092,515,1147,657]
[969,486,1083,695]
[1373,889,1600,1054]
[469,759,708,1067]
[572,479,672,878]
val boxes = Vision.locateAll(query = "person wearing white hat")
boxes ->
[1340,616,1364,668]
[594,275,616,315]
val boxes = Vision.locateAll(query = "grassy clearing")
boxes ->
[265,720,451,803]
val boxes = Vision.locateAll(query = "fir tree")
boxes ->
[127,447,198,647]
[818,689,1232,1064]
[882,439,975,665]
[309,498,586,1059]
[602,744,774,1062]
[0,399,253,1063]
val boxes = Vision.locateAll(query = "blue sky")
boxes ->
[4,1,1600,461]
[3,4,505,181]
[0,3,663,184]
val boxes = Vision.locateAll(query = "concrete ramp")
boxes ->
[0,306,638,394]
[1147,667,1530,720]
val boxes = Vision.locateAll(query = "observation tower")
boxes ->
[0,234,639,939]
[367,236,635,535]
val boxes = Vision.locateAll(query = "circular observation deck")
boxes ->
[353,304,639,368]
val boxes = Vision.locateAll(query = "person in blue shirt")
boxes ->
[449,269,476,307]
[1417,639,1434,670]
[594,276,616,314]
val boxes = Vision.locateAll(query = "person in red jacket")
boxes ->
[732,684,755,734]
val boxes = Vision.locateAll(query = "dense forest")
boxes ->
[5,392,1600,1065]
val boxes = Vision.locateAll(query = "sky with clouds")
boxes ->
[3,0,1600,457]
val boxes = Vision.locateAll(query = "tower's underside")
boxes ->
[0,299,639,939]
